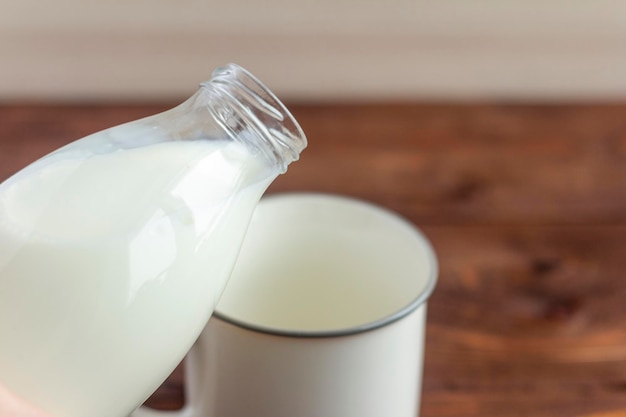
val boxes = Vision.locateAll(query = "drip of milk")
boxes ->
[0,135,275,417]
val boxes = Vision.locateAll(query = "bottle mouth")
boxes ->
[203,64,307,173]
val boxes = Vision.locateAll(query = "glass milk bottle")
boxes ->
[0,64,306,417]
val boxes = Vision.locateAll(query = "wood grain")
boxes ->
[2,103,626,416]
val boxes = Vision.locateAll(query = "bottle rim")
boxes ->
[202,64,307,173]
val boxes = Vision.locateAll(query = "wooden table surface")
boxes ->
[2,103,626,417]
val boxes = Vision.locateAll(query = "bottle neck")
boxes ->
[202,64,307,173]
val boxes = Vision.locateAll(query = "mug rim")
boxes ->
[213,192,438,338]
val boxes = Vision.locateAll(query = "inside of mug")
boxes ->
[213,193,437,336]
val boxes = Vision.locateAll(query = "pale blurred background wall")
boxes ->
[2,0,626,102]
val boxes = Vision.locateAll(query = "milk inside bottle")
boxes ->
[0,64,306,417]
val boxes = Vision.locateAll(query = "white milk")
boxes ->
[215,195,429,333]
[0,136,275,417]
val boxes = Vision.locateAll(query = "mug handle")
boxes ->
[131,336,206,417]
[129,325,208,417]
[130,357,195,417]
[132,406,192,417]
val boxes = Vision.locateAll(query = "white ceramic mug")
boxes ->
[134,193,437,417]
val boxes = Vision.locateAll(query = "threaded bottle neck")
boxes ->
[202,64,307,173]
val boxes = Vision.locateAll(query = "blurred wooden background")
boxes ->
[2,102,626,416]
